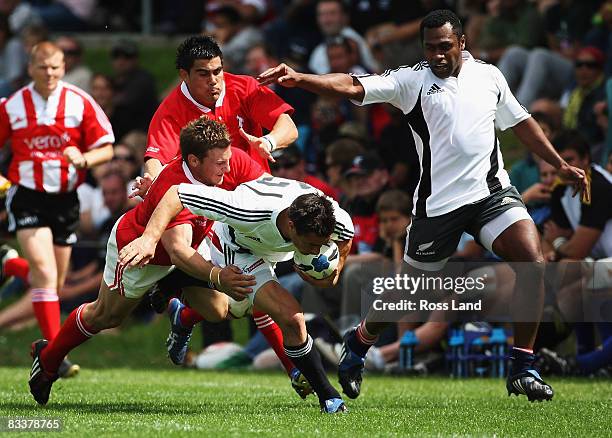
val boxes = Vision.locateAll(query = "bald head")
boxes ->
[28,41,65,98]
[30,41,64,64]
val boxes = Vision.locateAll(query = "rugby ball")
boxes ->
[294,242,339,280]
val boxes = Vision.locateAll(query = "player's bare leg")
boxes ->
[254,280,347,413]
[28,282,141,405]
[492,219,553,401]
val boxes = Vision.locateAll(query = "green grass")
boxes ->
[1,312,609,436]
[0,368,611,437]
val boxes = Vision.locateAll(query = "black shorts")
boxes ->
[5,185,80,246]
[405,186,531,270]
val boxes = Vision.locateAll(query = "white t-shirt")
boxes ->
[354,51,530,218]
[178,176,354,263]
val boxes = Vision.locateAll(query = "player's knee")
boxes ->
[86,302,124,330]
[30,263,57,286]
[279,312,305,340]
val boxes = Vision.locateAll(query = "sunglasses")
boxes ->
[112,154,136,163]
[575,60,600,69]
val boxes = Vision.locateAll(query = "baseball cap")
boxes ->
[270,146,302,170]
[344,152,385,177]
[111,39,139,59]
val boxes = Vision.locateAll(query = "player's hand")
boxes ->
[257,63,299,88]
[217,265,257,297]
[63,146,87,169]
[130,173,154,199]
[293,265,340,288]
[238,128,276,162]
[118,236,157,268]
[558,163,588,200]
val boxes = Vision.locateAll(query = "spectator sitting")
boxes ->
[55,36,92,93]
[474,0,546,65]
[324,137,364,203]
[561,47,607,147]
[0,14,26,98]
[30,0,96,32]
[496,0,601,108]
[270,145,338,200]
[110,39,158,135]
[308,0,379,75]
[343,152,389,254]
[209,5,263,75]
[0,0,41,34]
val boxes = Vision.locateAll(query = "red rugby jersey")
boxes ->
[0,81,114,193]
[116,147,264,266]
[146,72,293,172]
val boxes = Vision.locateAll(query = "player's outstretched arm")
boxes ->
[119,185,184,268]
[240,113,298,162]
[161,225,257,296]
[512,118,588,198]
[257,63,365,102]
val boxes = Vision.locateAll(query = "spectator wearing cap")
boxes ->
[55,36,92,93]
[111,39,158,135]
[308,0,379,75]
[343,151,389,254]
[561,46,607,147]
[209,5,263,75]
[270,145,338,200]
[324,138,364,202]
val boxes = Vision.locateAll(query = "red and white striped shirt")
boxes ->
[0,81,114,193]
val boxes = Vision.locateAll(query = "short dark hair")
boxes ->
[288,194,336,238]
[215,6,242,25]
[179,117,231,161]
[376,190,412,217]
[420,9,463,43]
[325,35,353,53]
[176,35,223,71]
[554,129,591,160]
[317,0,348,13]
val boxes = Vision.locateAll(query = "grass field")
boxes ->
[1,368,612,436]
[1,314,610,436]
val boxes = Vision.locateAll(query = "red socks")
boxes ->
[3,257,29,283]
[40,303,98,375]
[31,288,60,341]
[179,306,205,327]
[253,310,295,374]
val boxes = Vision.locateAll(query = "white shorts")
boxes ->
[209,233,276,305]
[102,217,175,299]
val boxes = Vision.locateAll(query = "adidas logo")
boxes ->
[501,197,517,206]
[426,83,444,95]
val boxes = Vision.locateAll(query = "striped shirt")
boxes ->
[178,176,354,263]
[353,51,529,218]
[0,81,114,193]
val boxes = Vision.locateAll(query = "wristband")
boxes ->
[552,237,568,250]
[262,134,276,153]
[215,267,222,288]
[208,267,216,285]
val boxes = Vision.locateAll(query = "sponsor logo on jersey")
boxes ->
[17,216,38,227]
[426,83,444,95]
[245,235,262,243]
[416,241,435,256]
[501,197,517,206]
[24,132,71,151]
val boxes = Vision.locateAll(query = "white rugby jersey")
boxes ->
[177,176,354,263]
[0,81,114,193]
[354,51,529,218]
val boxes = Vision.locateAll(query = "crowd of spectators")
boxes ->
[0,0,611,377]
